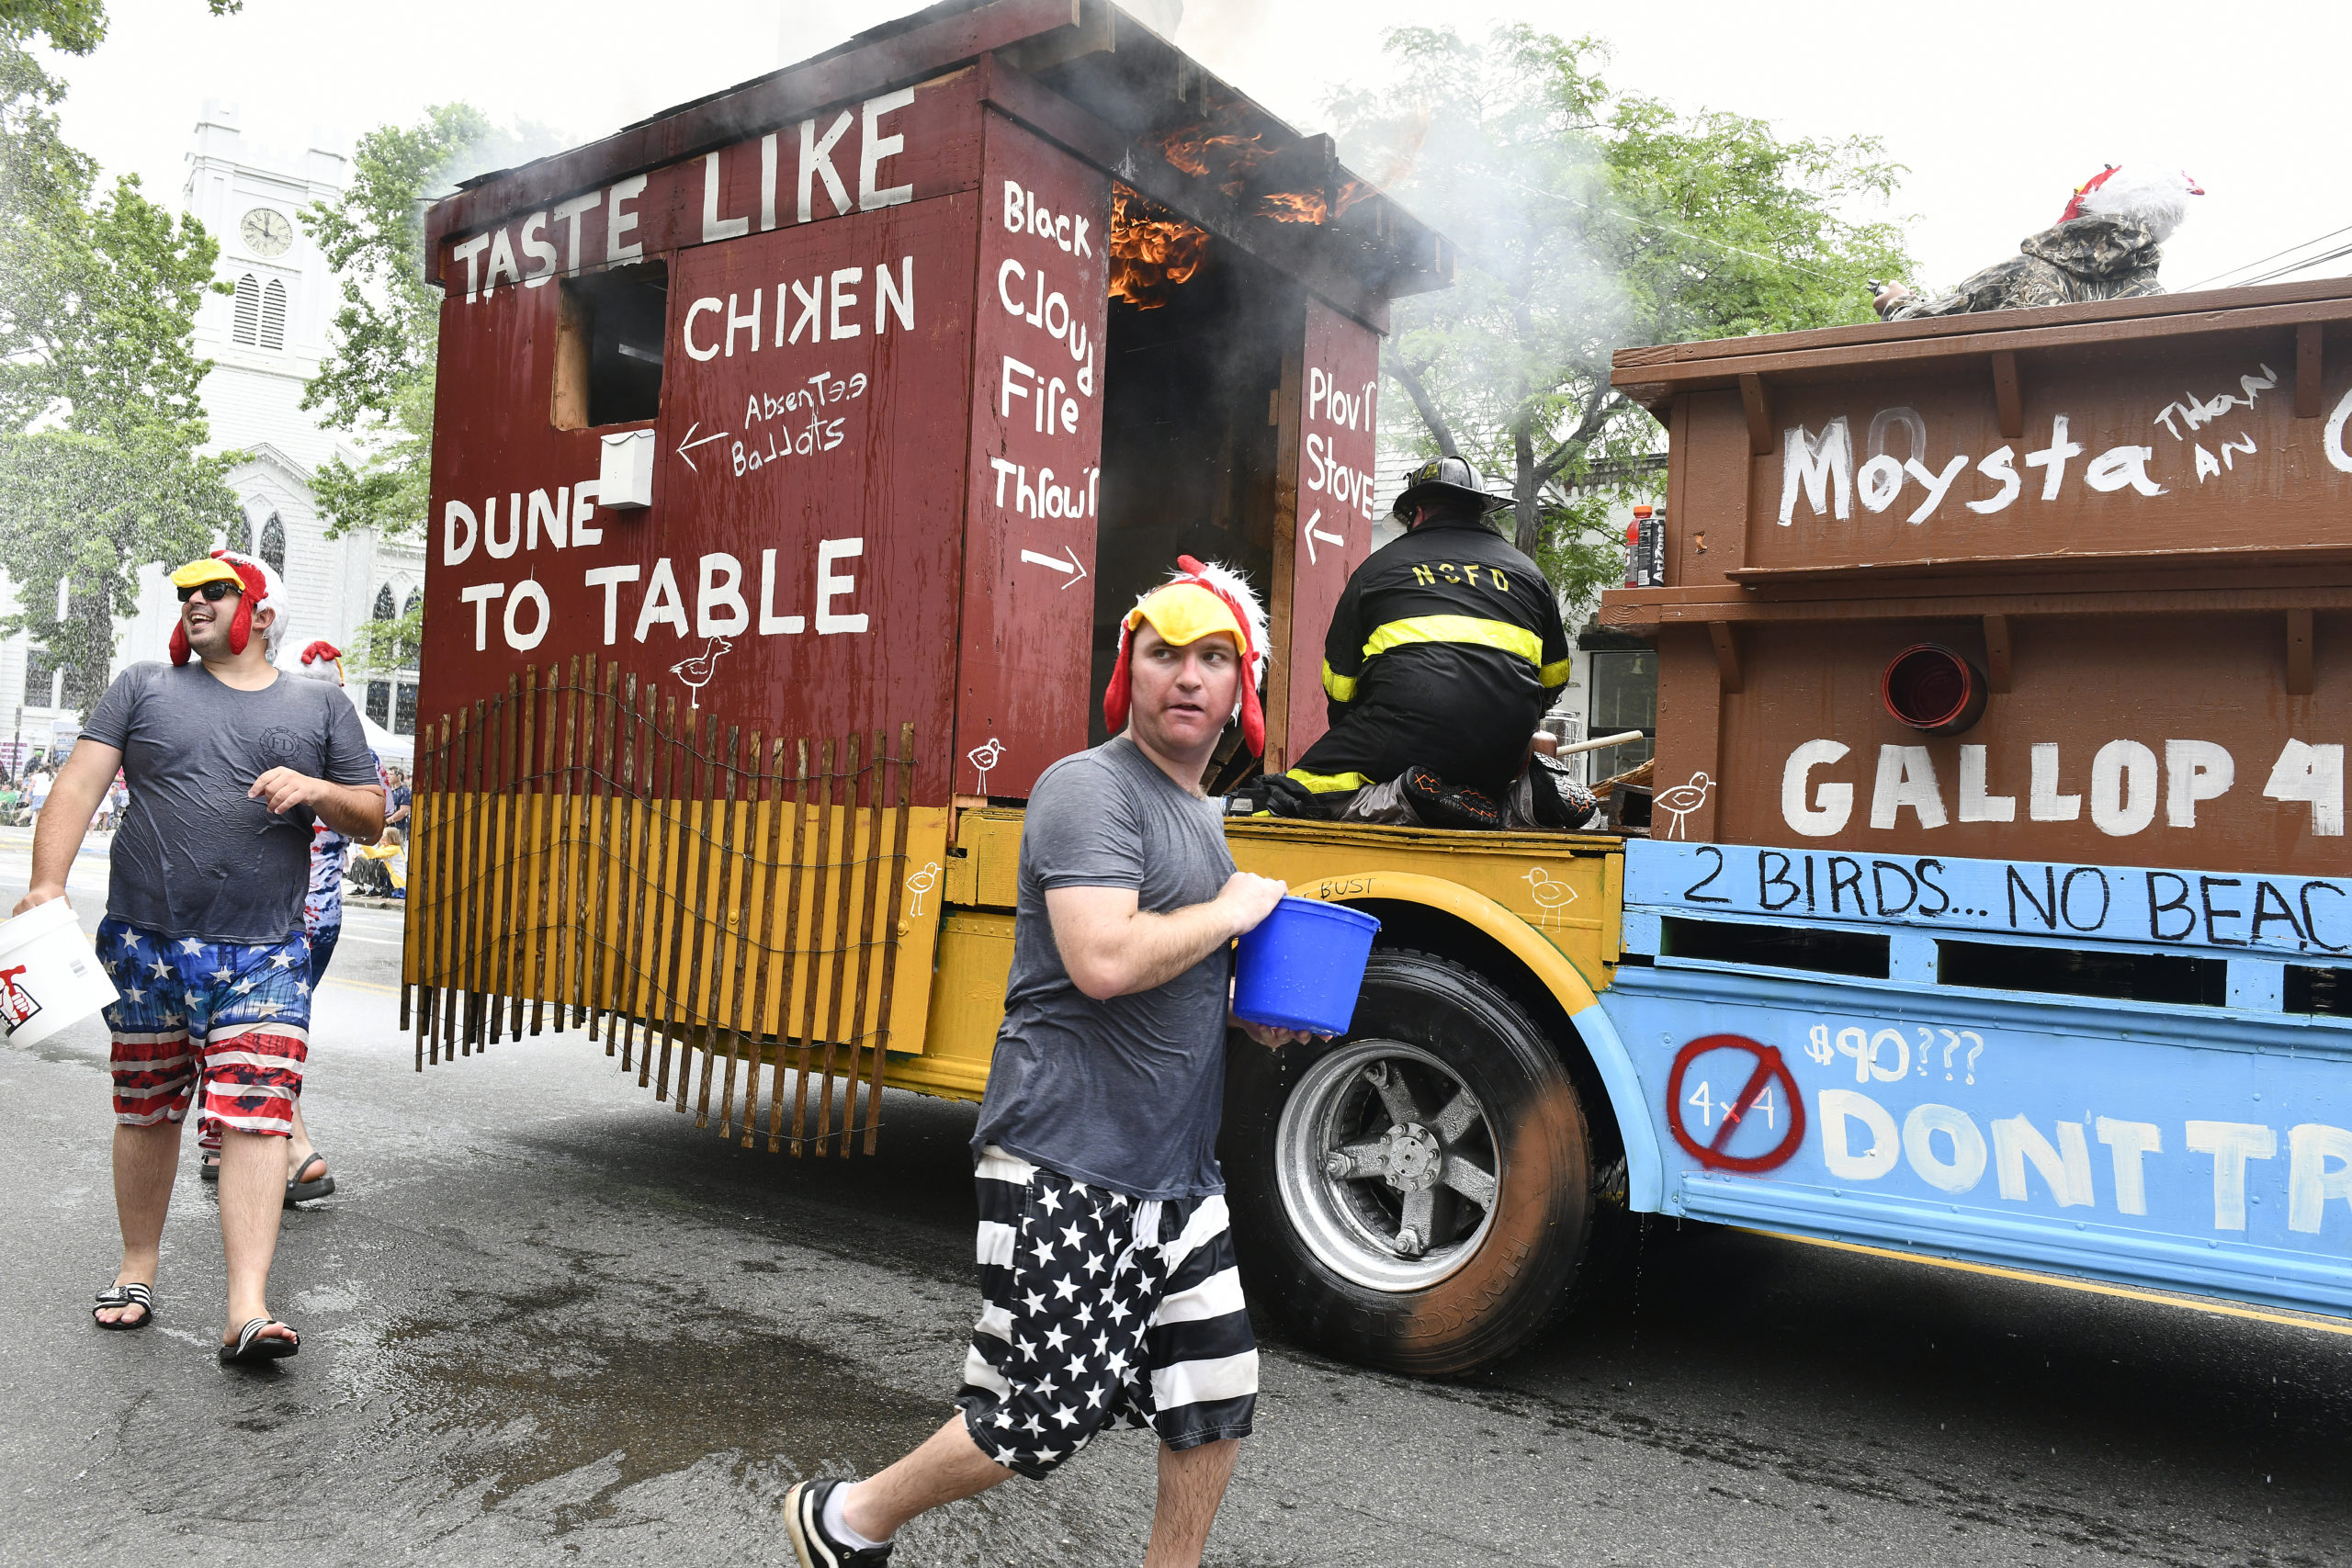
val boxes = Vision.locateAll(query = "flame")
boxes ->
[1148,123,1270,194]
[1150,108,1381,230]
[1109,182,1210,310]
[1253,190,1326,224]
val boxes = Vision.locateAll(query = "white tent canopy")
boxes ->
[286,660,413,771]
[357,707,413,770]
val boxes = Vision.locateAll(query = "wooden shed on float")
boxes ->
[398,0,1457,1124]
[416,0,1450,804]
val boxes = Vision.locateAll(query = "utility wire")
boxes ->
[2185,221,2352,291]
[2230,240,2352,291]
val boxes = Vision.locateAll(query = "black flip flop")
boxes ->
[219,1317,298,1364]
[198,1150,219,1183]
[285,1153,335,1206]
[92,1282,153,1331]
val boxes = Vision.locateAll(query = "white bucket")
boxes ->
[0,899,121,1049]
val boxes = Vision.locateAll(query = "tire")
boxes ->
[1223,946,1595,1375]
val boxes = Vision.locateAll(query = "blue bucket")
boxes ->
[1232,897,1382,1034]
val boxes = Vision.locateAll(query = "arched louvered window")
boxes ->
[230,514,254,556]
[372,583,396,621]
[259,513,286,574]
[259,278,288,349]
[231,275,261,344]
[399,587,421,665]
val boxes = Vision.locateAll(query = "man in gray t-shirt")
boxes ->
[967,734,1242,1199]
[17,551,382,1363]
[786,558,1312,1568]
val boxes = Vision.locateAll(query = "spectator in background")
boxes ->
[384,767,411,832]
[201,642,379,1205]
[28,766,53,829]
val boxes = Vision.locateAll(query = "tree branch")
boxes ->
[1386,359,1460,459]
[1534,388,1633,487]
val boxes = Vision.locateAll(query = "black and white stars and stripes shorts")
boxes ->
[954,1145,1258,1477]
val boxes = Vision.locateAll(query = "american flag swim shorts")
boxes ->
[97,917,311,1139]
[955,1144,1258,1478]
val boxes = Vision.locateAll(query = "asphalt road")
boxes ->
[4,827,2348,1567]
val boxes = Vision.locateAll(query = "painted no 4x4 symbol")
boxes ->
[1665,1033,1806,1174]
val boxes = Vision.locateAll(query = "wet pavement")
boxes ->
[6,829,2350,1567]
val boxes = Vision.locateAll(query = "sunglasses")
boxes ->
[176,581,243,604]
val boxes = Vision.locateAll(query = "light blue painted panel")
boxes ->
[1628,840,2352,965]
[1597,956,2352,1319]
[1567,999,1663,1213]
[2229,959,2286,1011]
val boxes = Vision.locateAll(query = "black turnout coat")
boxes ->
[1285,513,1570,797]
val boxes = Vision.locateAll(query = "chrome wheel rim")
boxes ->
[1273,1039,1501,1292]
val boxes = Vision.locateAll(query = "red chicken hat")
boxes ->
[298,639,345,685]
[166,550,283,665]
[1102,556,1270,755]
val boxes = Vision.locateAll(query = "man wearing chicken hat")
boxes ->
[784,558,1311,1568]
[15,549,383,1362]
[1875,164,2202,320]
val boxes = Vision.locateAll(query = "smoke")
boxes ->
[1124,0,1186,38]
[428,118,572,201]
[1325,28,1634,510]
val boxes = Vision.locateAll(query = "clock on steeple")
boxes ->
[240,207,292,257]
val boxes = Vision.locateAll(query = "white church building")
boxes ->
[0,102,423,769]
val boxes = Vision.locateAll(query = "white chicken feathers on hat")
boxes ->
[2072,165,2203,245]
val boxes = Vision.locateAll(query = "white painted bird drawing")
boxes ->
[670,637,733,709]
[904,861,941,917]
[967,737,1004,795]
[1655,772,1714,840]
[1522,865,1576,928]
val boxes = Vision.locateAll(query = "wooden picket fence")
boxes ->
[401,656,919,1156]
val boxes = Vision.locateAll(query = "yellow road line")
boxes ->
[1742,1227,2352,1337]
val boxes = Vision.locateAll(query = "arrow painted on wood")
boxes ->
[1019,545,1089,587]
[674,422,730,473]
[1301,509,1345,566]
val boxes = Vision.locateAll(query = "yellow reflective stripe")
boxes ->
[1321,660,1358,704]
[1284,768,1376,795]
[1362,615,1544,666]
[1538,657,1573,687]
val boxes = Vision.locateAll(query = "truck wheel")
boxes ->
[1223,947,1595,1376]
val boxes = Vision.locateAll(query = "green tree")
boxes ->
[0,0,239,56]
[300,104,557,674]
[0,4,244,709]
[1333,26,1912,609]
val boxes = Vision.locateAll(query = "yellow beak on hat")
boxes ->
[169,558,244,592]
[1124,582,1244,650]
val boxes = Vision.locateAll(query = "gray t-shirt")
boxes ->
[969,737,1238,1200]
[81,661,379,943]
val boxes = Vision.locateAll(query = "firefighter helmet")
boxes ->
[1392,456,1509,521]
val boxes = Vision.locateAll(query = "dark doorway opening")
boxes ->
[1091,231,1301,790]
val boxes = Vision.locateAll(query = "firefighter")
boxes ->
[1252,457,1582,830]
